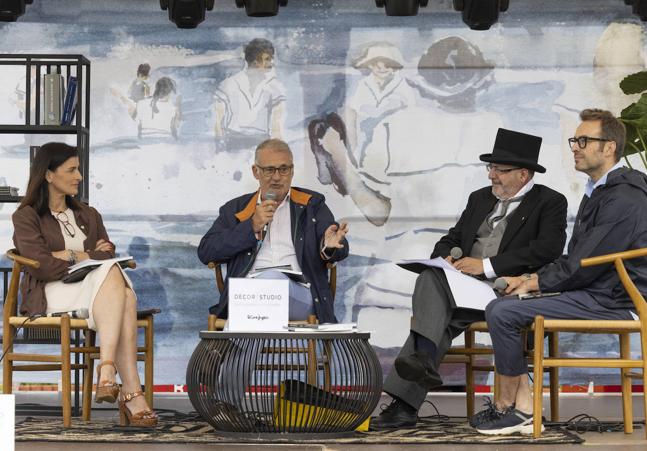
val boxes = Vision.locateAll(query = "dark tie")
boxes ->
[487,197,521,228]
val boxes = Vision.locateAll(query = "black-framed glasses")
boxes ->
[255,164,293,177]
[54,211,76,238]
[485,164,521,174]
[568,136,611,150]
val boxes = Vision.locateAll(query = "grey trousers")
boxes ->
[485,290,634,376]
[383,268,485,410]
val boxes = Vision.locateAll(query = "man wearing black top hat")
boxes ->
[371,128,568,430]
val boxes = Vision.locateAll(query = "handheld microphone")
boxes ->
[48,308,89,319]
[450,247,463,261]
[261,191,277,239]
[493,277,508,292]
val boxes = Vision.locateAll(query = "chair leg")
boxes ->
[493,371,501,402]
[2,323,15,394]
[620,332,634,434]
[82,330,96,421]
[533,316,545,439]
[61,315,72,428]
[208,314,217,332]
[639,329,647,440]
[465,329,475,418]
[144,316,154,409]
[548,331,559,421]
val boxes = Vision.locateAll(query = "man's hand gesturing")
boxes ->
[323,222,349,249]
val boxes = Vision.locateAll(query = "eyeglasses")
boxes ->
[485,164,521,174]
[255,164,293,177]
[54,211,76,238]
[567,136,611,150]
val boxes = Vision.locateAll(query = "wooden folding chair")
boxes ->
[532,248,647,438]
[2,249,156,426]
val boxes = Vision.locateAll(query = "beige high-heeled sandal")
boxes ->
[94,360,119,403]
[118,391,158,427]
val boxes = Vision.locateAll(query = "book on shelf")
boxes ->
[61,76,78,126]
[43,71,65,125]
[0,186,19,196]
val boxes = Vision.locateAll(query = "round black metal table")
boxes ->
[186,331,382,438]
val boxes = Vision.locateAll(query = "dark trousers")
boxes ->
[383,268,485,410]
[485,290,634,376]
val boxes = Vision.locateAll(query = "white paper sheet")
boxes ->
[397,257,497,311]
[442,269,497,311]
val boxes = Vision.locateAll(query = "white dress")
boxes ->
[44,208,135,330]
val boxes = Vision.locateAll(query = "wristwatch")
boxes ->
[68,250,77,265]
[522,273,534,281]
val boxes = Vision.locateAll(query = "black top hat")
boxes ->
[479,128,546,173]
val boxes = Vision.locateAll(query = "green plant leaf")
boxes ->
[622,121,644,157]
[620,93,647,120]
[620,71,647,95]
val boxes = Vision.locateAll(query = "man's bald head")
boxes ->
[254,138,293,163]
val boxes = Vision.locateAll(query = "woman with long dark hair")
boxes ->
[12,142,157,427]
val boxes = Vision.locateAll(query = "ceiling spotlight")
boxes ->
[375,0,428,16]
[624,0,647,21]
[0,0,26,22]
[235,0,287,17]
[453,0,509,31]
[160,0,214,29]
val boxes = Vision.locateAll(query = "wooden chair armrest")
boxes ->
[7,249,40,269]
[137,308,161,319]
[581,248,647,267]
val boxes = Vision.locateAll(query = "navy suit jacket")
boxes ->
[198,187,348,323]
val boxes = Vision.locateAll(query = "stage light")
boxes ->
[624,0,647,21]
[160,0,214,29]
[453,0,509,31]
[0,0,26,22]
[375,0,428,16]
[235,0,287,17]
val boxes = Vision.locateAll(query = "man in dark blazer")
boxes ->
[197,138,349,323]
[372,128,568,429]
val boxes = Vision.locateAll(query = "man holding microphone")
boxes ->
[198,138,349,323]
[372,128,568,429]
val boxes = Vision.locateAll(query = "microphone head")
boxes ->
[450,247,463,260]
[265,191,277,201]
[76,308,89,319]
[493,277,508,291]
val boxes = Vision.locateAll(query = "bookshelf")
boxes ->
[0,54,91,203]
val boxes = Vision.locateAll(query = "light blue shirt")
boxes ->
[584,161,624,198]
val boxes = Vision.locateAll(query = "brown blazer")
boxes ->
[12,203,115,316]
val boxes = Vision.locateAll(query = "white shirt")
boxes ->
[214,68,286,135]
[50,208,87,252]
[585,161,624,197]
[482,179,535,279]
[250,192,302,273]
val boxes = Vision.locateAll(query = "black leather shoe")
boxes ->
[394,351,443,389]
[370,398,418,430]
